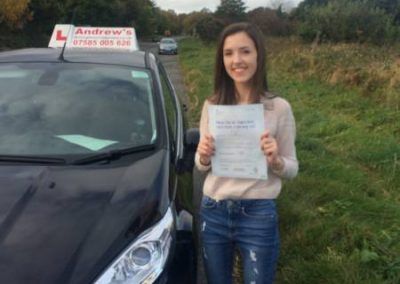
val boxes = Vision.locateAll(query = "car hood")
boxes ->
[0,149,170,284]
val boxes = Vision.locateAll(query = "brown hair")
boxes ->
[211,22,269,105]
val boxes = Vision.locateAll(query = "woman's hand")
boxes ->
[260,130,284,172]
[197,134,215,166]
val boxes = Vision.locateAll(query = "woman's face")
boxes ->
[223,31,258,86]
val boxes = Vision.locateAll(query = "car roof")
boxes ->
[0,48,153,68]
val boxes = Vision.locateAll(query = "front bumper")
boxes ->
[158,49,177,55]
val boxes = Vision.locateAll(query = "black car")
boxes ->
[0,46,199,283]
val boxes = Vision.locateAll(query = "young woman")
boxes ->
[195,22,299,284]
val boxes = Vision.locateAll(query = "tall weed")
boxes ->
[267,37,400,110]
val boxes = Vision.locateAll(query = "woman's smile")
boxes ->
[231,65,247,74]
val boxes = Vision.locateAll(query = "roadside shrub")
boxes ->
[0,24,48,49]
[247,7,292,36]
[298,0,400,44]
[195,15,224,42]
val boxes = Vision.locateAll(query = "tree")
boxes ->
[366,0,400,24]
[62,0,158,37]
[196,15,224,42]
[182,10,211,35]
[215,0,246,25]
[159,9,181,35]
[247,7,292,36]
[63,0,119,26]
[152,8,181,36]
[28,0,64,34]
[292,0,330,21]
[295,0,400,24]
[0,0,31,28]
[270,0,297,12]
[126,0,157,37]
[297,0,399,44]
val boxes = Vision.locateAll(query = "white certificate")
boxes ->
[208,104,267,180]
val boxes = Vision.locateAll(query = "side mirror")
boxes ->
[185,128,200,150]
[178,128,199,173]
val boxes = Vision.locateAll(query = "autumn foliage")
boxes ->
[0,0,31,28]
[1,0,400,48]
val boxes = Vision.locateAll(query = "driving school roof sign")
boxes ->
[49,25,139,51]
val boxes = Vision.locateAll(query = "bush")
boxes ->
[195,15,224,42]
[298,0,400,44]
[248,7,293,36]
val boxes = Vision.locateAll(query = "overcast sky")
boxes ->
[153,0,303,14]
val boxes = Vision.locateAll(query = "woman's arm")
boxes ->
[274,100,298,179]
[260,99,298,179]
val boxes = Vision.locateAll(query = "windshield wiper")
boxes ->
[0,155,66,165]
[71,144,156,165]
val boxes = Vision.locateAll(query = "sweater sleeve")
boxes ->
[195,100,211,172]
[273,100,299,179]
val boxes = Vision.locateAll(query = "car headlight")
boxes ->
[94,207,174,284]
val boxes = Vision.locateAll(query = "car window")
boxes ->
[160,39,176,44]
[0,62,157,155]
[159,65,177,150]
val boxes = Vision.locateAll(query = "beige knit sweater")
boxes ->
[195,96,298,200]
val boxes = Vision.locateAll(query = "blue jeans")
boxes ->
[200,196,280,284]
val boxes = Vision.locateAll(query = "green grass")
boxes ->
[179,37,400,283]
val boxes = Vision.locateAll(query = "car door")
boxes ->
[158,62,184,202]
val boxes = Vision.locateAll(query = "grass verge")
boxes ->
[179,37,400,283]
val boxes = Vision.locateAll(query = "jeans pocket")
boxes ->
[241,200,276,219]
[201,196,217,209]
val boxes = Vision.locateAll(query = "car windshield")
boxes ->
[0,62,157,156]
[161,39,175,44]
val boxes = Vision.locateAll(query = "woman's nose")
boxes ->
[232,52,242,63]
